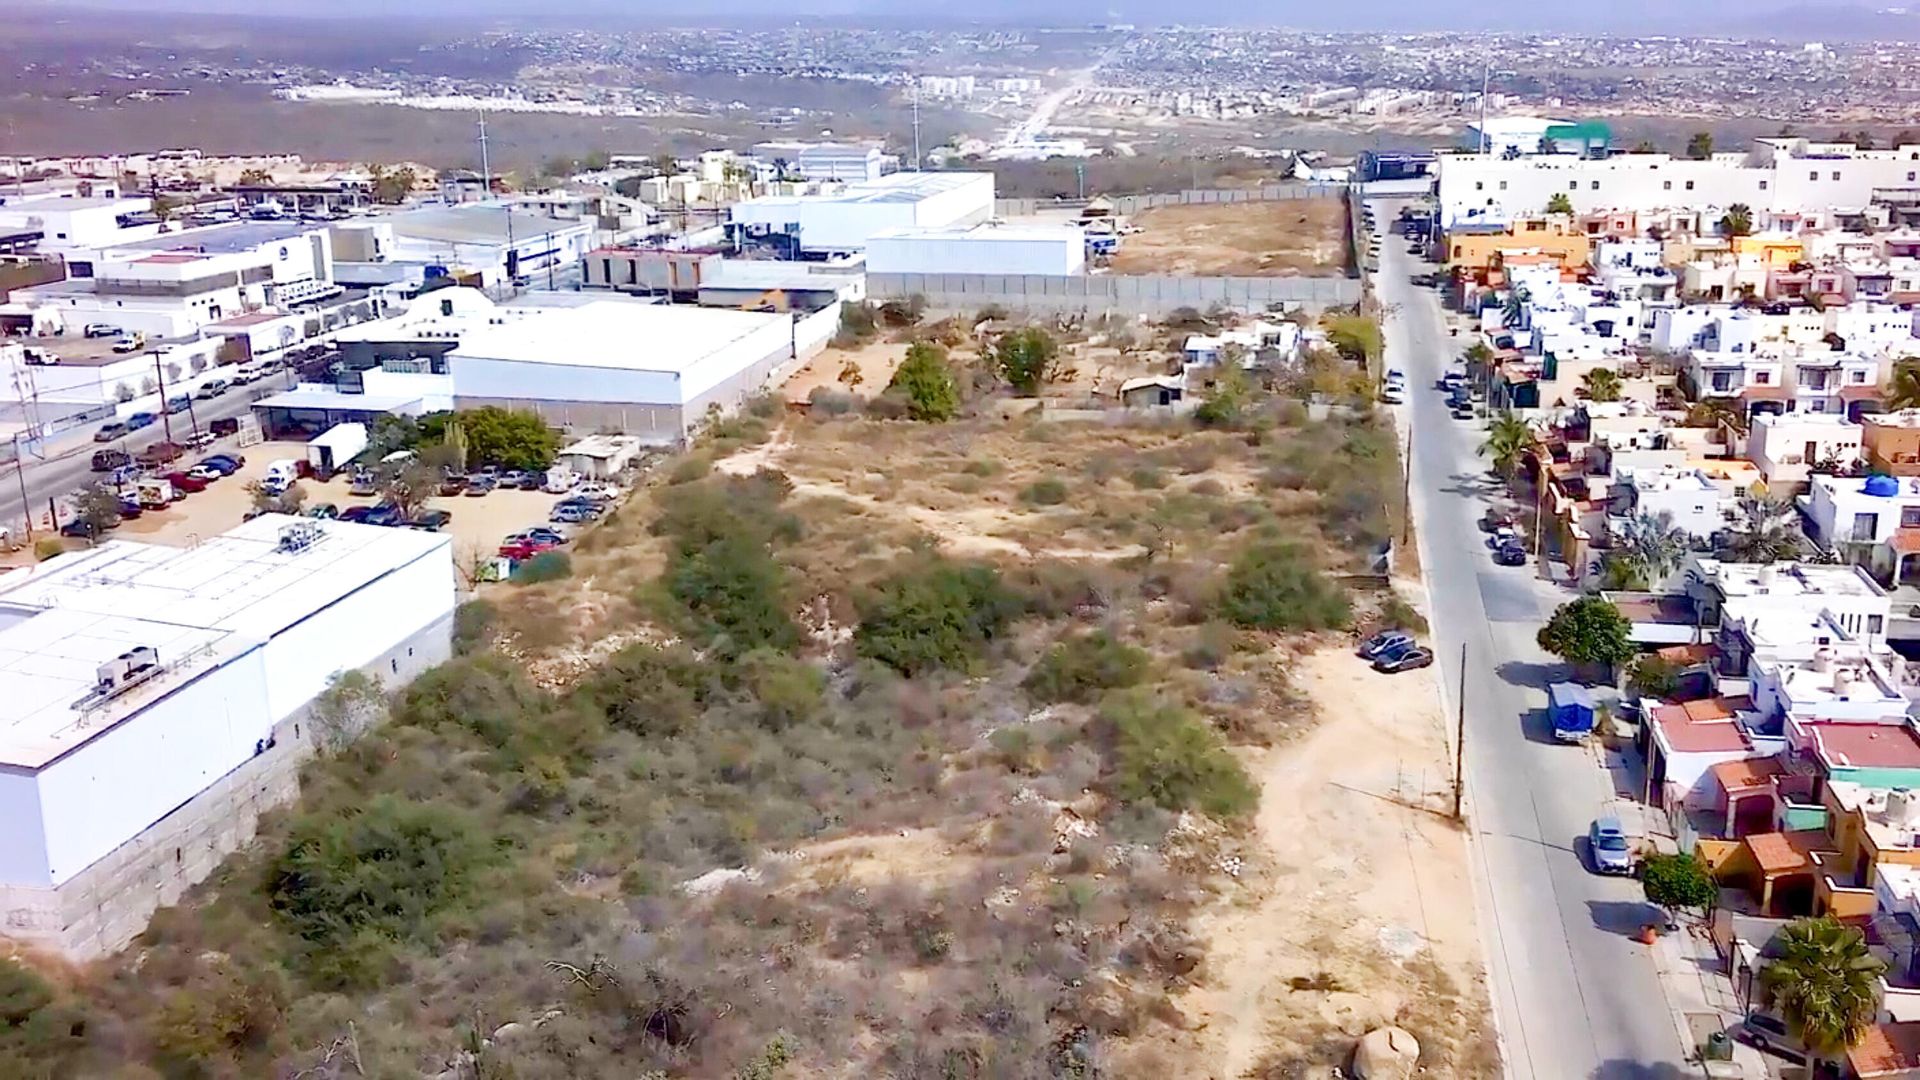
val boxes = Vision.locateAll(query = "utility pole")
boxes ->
[912,76,922,173]
[1478,61,1492,155]
[11,434,30,543]
[1454,642,1468,821]
[152,352,174,445]
[1534,455,1549,580]
[1401,419,1414,547]
[476,109,492,203]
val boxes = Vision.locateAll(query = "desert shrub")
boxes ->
[1024,629,1149,703]
[392,654,554,750]
[1098,693,1257,818]
[1128,465,1167,489]
[1181,621,1242,671]
[738,648,826,730]
[808,386,857,416]
[651,471,800,553]
[668,533,800,658]
[32,538,64,562]
[572,643,709,737]
[0,957,87,1071]
[1019,477,1070,506]
[452,598,497,654]
[265,796,490,987]
[963,458,999,477]
[1215,541,1351,631]
[888,342,960,422]
[667,455,712,485]
[855,559,1023,675]
[746,393,782,420]
[1378,593,1429,635]
[836,302,879,345]
[149,961,289,1072]
[513,550,573,584]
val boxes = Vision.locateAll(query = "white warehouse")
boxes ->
[0,516,454,959]
[728,172,995,255]
[865,223,1086,276]
[449,300,827,442]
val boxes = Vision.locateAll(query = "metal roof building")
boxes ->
[728,172,995,255]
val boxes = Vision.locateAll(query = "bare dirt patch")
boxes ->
[1108,199,1350,278]
[1158,645,1496,1078]
[781,339,910,404]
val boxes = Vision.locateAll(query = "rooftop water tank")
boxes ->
[1866,473,1902,497]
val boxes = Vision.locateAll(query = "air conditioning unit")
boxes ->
[94,646,160,698]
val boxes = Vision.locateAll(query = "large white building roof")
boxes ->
[451,302,786,374]
[0,515,448,769]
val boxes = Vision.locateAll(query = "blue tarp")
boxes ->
[1549,682,1597,735]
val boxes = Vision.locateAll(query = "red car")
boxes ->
[498,537,560,560]
[161,470,209,494]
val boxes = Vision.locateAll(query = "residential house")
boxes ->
[1868,411,1920,476]
[1444,214,1592,274]
[1805,473,1920,586]
[1745,412,1864,489]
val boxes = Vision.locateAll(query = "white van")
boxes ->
[262,459,301,493]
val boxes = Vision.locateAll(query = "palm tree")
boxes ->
[1617,512,1689,587]
[1478,412,1534,479]
[1760,917,1885,1074]
[1720,203,1754,238]
[1723,491,1804,563]
[1501,285,1531,330]
[1887,359,1920,411]
[1583,368,1623,403]
[1545,192,1574,215]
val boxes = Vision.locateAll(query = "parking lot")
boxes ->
[13,440,590,570]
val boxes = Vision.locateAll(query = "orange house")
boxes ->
[1445,216,1592,274]
[1866,412,1920,476]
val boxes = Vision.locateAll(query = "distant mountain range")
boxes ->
[33,0,1920,38]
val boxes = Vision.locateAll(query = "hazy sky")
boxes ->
[47,0,1909,35]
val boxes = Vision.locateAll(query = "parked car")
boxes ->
[94,421,128,443]
[362,504,407,527]
[410,509,452,532]
[195,454,244,476]
[118,496,143,520]
[61,517,111,539]
[499,469,535,489]
[161,470,209,494]
[209,417,240,437]
[348,471,380,497]
[307,503,340,519]
[550,501,600,524]
[1494,541,1527,567]
[134,441,184,467]
[338,506,375,524]
[194,379,229,399]
[499,536,561,560]
[90,449,132,472]
[1480,509,1516,533]
[1374,647,1434,674]
[1587,816,1635,875]
[1358,629,1414,661]
[165,395,191,415]
[183,430,216,450]
[82,322,120,339]
[516,526,569,546]
[438,473,469,496]
[464,475,497,497]
[1736,1012,1809,1062]
[126,411,158,431]
[110,335,144,354]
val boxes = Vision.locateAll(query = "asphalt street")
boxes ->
[1,382,277,540]
[1369,197,1693,1079]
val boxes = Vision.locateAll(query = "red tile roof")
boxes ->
[1711,756,1785,794]
[1655,643,1717,666]
[1652,700,1752,753]
[1739,384,1793,402]
[1892,528,1920,556]
[1745,829,1834,874]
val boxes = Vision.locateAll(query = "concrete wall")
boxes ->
[869,271,1360,315]
[992,182,1347,219]
[0,611,452,960]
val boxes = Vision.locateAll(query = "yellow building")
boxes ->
[1445,216,1593,274]
[1731,234,1805,270]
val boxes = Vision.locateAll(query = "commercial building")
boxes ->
[0,515,454,958]
[727,172,995,256]
[747,141,892,183]
[864,223,1086,276]
[0,193,160,252]
[376,205,593,288]
[448,301,828,442]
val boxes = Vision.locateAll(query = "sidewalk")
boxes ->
[1648,917,1775,1077]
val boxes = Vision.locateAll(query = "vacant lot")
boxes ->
[1108,199,1350,278]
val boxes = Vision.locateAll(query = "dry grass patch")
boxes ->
[1108,199,1349,277]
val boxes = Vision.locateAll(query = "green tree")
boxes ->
[1501,285,1531,329]
[1628,654,1682,700]
[668,533,801,658]
[74,483,123,541]
[0,957,87,1071]
[853,559,1022,675]
[1719,203,1754,238]
[888,342,960,421]
[150,961,289,1072]
[1686,131,1714,160]
[237,167,274,185]
[1887,359,1920,411]
[1761,916,1887,1074]
[1099,692,1257,818]
[1462,340,1495,384]
[1215,541,1352,631]
[1024,629,1150,703]
[994,327,1060,396]
[1478,412,1534,479]
[1193,362,1255,428]
[246,478,307,516]
[1641,852,1717,918]
[1724,489,1804,564]
[1324,313,1384,367]
[381,458,440,520]
[368,164,417,205]
[1545,192,1574,215]
[454,406,561,470]
[1616,511,1689,587]
[1582,367,1622,403]
[1537,596,1636,672]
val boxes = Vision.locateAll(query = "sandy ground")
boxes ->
[1169,645,1495,1077]
[1108,200,1349,278]
[781,340,910,404]
[27,440,566,567]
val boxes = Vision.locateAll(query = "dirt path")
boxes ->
[1170,646,1493,1077]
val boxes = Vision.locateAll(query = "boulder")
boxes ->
[1352,1026,1420,1080]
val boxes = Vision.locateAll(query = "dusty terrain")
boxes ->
[1173,645,1496,1077]
[1108,199,1350,278]
[781,339,911,404]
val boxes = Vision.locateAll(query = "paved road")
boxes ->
[1368,197,1693,1079]
[2,384,276,540]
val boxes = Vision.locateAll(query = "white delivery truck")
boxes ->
[306,422,369,479]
